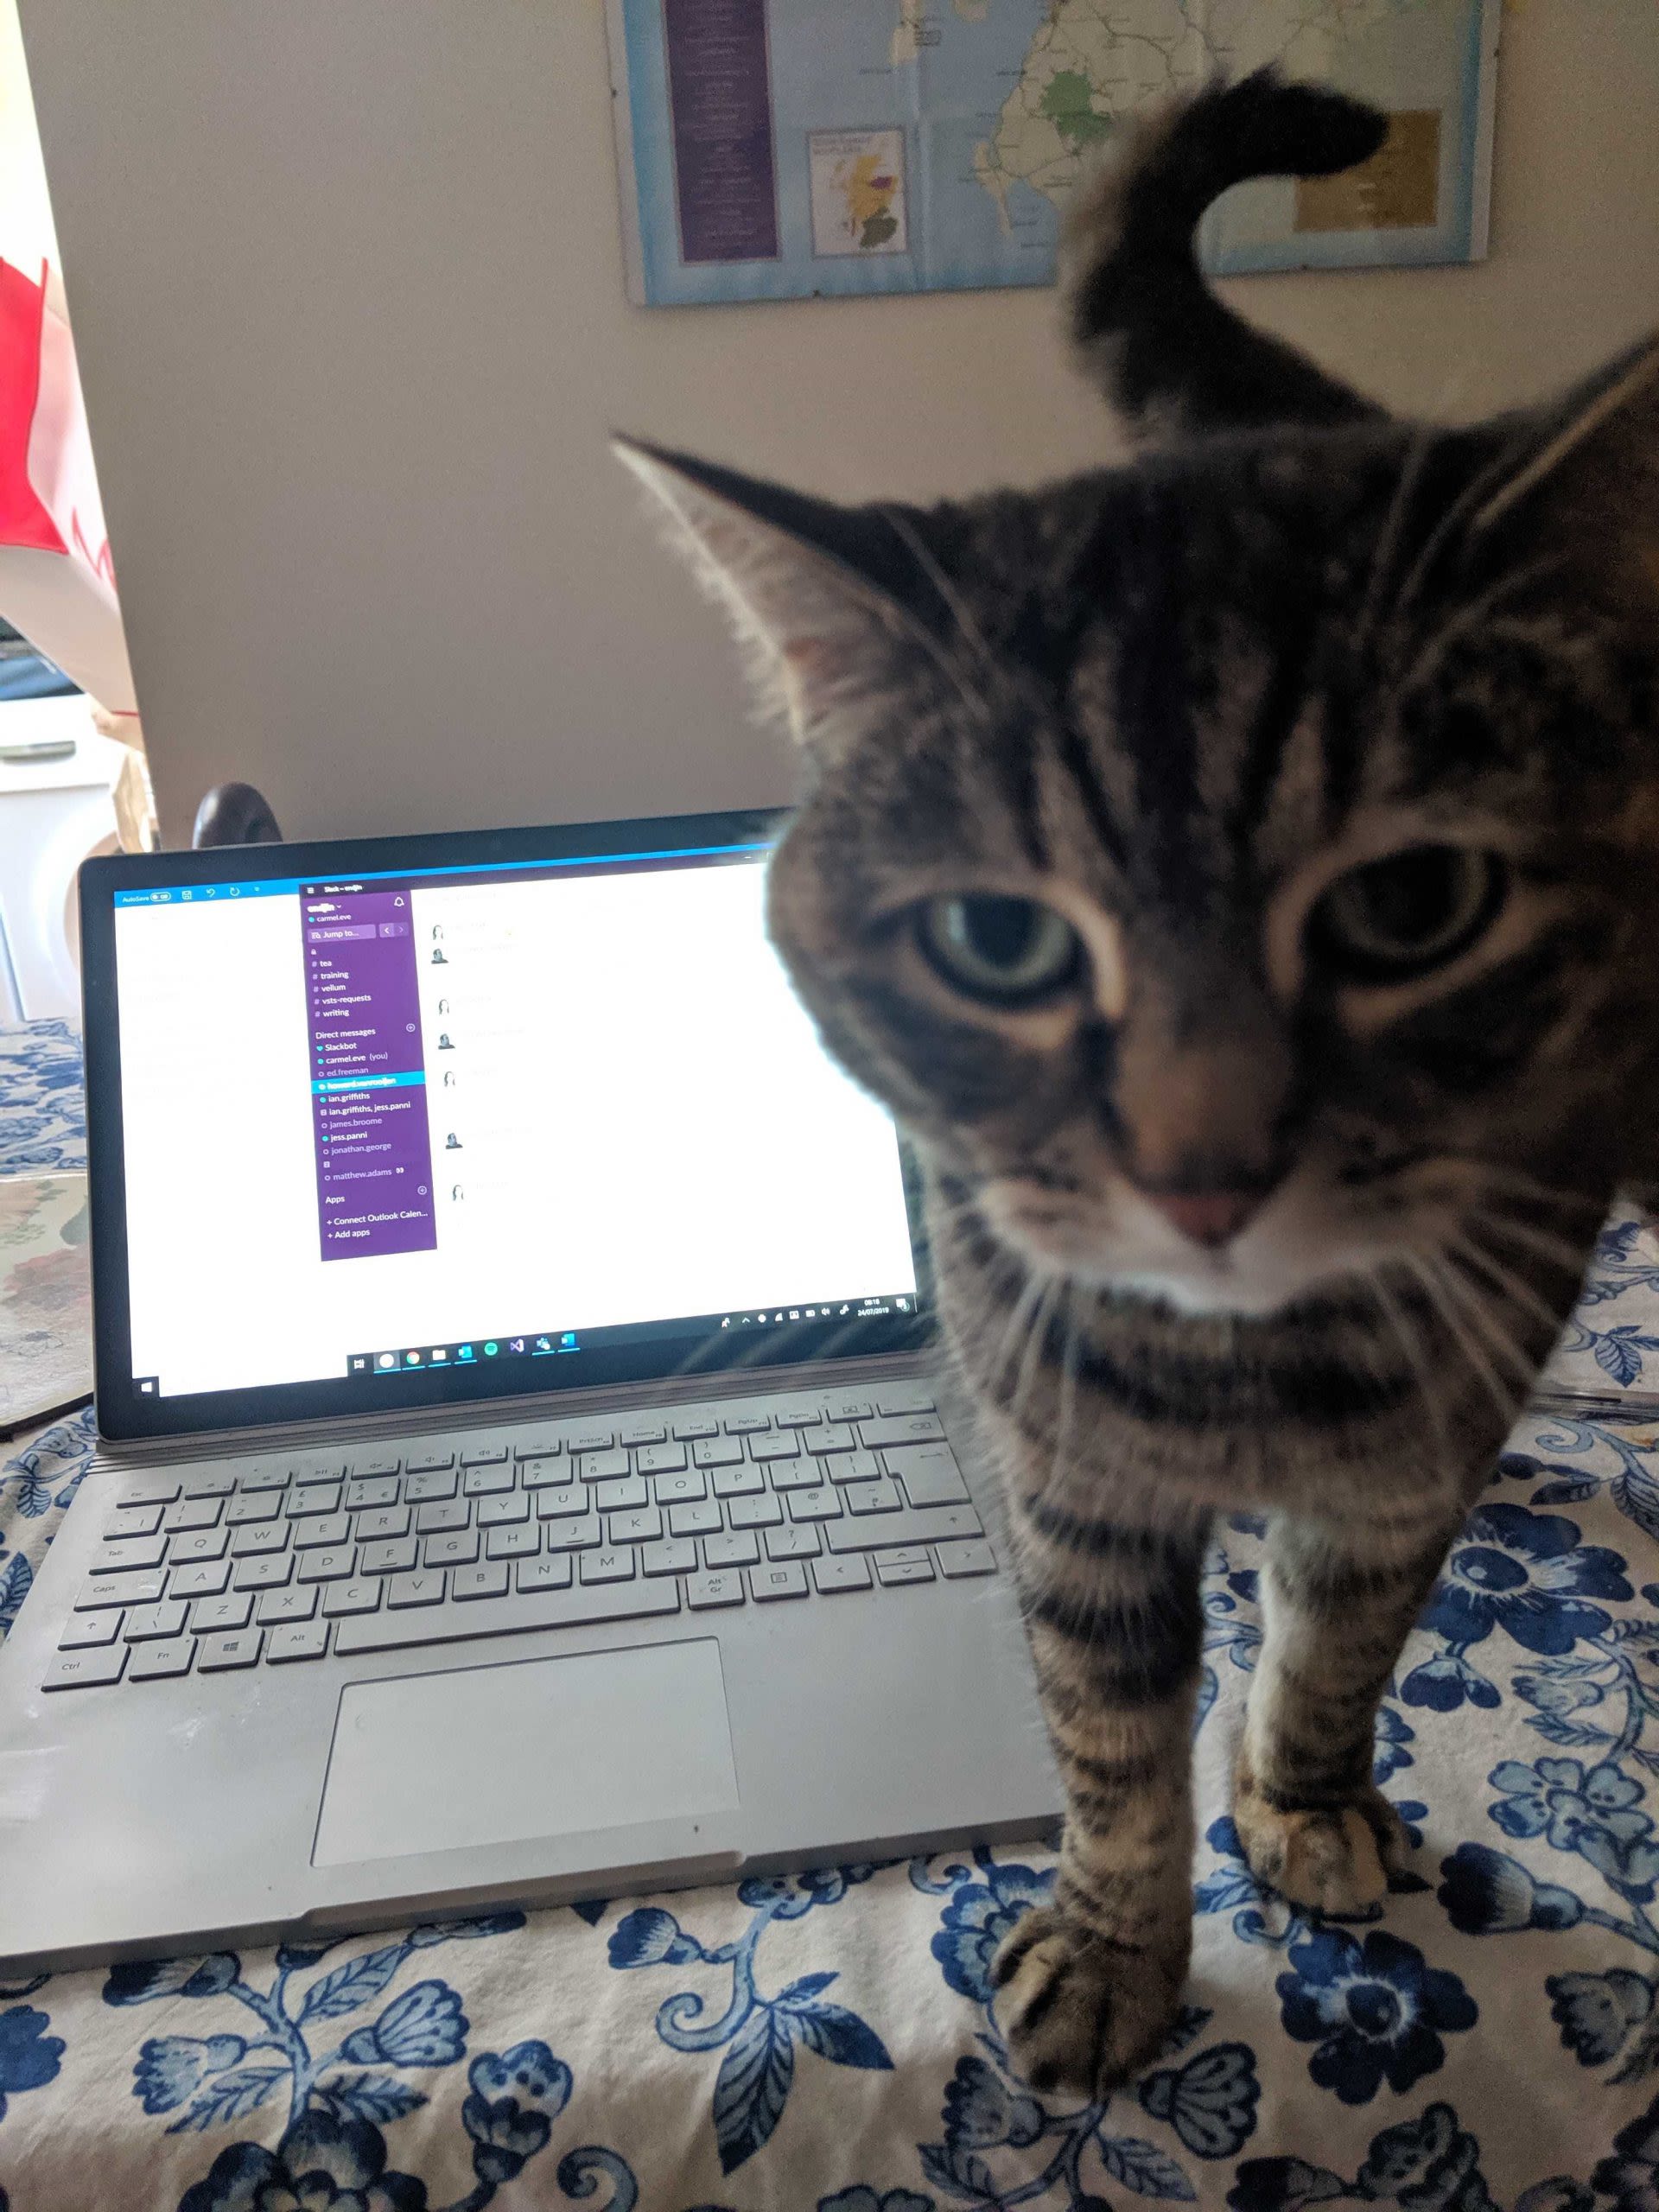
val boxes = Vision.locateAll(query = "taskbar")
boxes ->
[346,1291,918,1380]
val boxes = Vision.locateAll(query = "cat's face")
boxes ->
[620,373,1659,1319]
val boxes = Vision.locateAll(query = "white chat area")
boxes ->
[407,857,917,1325]
[114,856,915,1398]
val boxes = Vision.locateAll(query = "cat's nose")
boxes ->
[1140,1186,1263,1249]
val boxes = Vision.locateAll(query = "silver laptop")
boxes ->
[0,810,1056,1974]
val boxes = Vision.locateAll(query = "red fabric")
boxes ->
[0,259,67,556]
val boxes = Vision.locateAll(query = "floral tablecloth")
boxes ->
[5,1016,1659,2210]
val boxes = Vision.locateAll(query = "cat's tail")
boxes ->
[1060,68,1390,445]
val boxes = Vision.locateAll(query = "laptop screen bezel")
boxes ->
[80,808,931,1442]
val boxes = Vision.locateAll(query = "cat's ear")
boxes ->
[613,435,929,748]
[1465,336,1659,604]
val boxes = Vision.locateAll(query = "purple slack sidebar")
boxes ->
[663,0,779,264]
[303,890,437,1260]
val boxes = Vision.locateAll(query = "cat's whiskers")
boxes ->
[1362,1263,1456,1489]
[1449,1226,1577,1342]
[1353,423,1435,663]
[1400,1250,1524,1431]
[1470,1204,1599,1278]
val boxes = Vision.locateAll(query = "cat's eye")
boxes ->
[914,894,1083,1006]
[1308,845,1505,982]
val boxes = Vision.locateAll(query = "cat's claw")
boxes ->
[990,1904,1185,2094]
[1234,1770,1409,1917]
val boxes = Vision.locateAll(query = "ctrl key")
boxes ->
[42,1642,128,1690]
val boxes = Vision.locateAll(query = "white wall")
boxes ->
[16,0,1659,847]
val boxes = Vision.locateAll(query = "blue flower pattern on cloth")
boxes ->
[4,1018,1659,2202]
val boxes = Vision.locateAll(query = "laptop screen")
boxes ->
[81,814,925,1438]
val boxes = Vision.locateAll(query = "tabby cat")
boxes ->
[616,72,1659,2094]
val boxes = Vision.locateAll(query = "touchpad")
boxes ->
[312,1639,741,1866]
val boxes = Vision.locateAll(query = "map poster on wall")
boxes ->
[604,0,1500,308]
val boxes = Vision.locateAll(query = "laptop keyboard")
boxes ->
[42,1382,997,1690]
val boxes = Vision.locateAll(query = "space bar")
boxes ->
[333,1579,680,1656]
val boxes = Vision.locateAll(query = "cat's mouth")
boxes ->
[977,1166,1445,1320]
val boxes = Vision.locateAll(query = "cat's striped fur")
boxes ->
[617,72,1659,2091]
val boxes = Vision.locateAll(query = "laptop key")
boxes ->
[485,1524,540,1561]
[691,1436,742,1469]
[653,1469,707,1506]
[238,1465,291,1493]
[231,1520,289,1558]
[403,1469,457,1504]
[824,1452,882,1485]
[125,1599,188,1642]
[118,1474,181,1507]
[712,1462,764,1499]
[342,1478,397,1513]
[258,1586,319,1624]
[191,1593,253,1634]
[575,1449,628,1483]
[198,1629,264,1671]
[43,1643,129,1690]
[812,1555,873,1595]
[721,1414,770,1435]
[182,1471,237,1499]
[827,1505,983,1554]
[322,1579,381,1617]
[749,1562,808,1602]
[268,1621,330,1663]
[453,1562,510,1602]
[671,1415,718,1441]
[641,1537,696,1576]
[804,1425,855,1455]
[296,1545,358,1583]
[512,1434,563,1459]
[763,1525,820,1562]
[286,1483,342,1518]
[686,1569,745,1608]
[544,1514,602,1552]
[728,1494,783,1530]
[333,1575,678,1656]
[938,1540,998,1579]
[857,1415,945,1449]
[877,1555,935,1588]
[770,1459,823,1492]
[129,1635,196,1681]
[749,1433,800,1464]
[386,1570,447,1609]
[607,1506,662,1546]
[820,1395,873,1424]
[635,1441,684,1474]
[162,1497,224,1533]
[80,1568,164,1609]
[787,1486,843,1522]
[226,1492,277,1526]
[461,1443,509,1467]
[169,1559,232,1600]
[568,1429,615,1454]
[668,1498,721,1538]
[580,1549,636,1586]
[106,1503,163,1540]
[354,1505,411,1542]
[702,1530,760,1570]
[353,1453,403,1478]
[845,1479,902,1516]
[92,1534,168,1574]
[886,1445,970,1509]
[477,1491,529,1527]
[462,1464,513,1497]
[60,1608,124,1649]
[168,1528,229,1565]
[233,1554,294,1592]
[292,1513,350,1549]
[404,1449,455,1473]
[594,1477,647,1513]
[620,1420,668,1448]
[423,1530,479,1570]
[415,1498,469,1535]
[772,1407,823,1430]
[876,1389,937,1416]
[534,1484,587,1521]
[518,1458,564,1491]
[517,1554,575,1593]
[360,1536,418,1576]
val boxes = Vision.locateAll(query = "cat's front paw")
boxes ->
[990,1904,1186,2093]
[1234,1767,1408,1917]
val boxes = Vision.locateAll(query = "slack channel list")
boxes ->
[303,890,438,1259]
